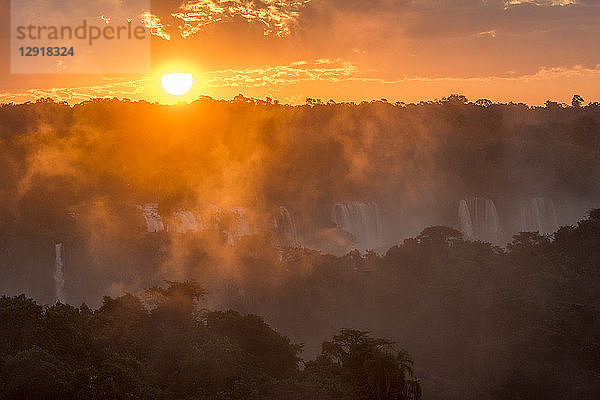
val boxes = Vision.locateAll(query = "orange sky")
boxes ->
[1,0,600,105]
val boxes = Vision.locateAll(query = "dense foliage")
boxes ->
[0,96,599,245]
[0,97,599,398]
[260,211,600,400]
[0,281,421,400]
[1,211,599,399]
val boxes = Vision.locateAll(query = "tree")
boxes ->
[417,226,463,247]
[475,98,493,107]
[441,94,468,104]
[93,294,150,358]
[0,295,43,356]
[143,280,206,324]
[1,346,73,400]
[206,310,302,378]
[307,329,421,400]
[544,100,564,110]
[507,231,551,253]
[572,94,585,108]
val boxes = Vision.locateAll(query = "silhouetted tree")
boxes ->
[417,226,463,247]
[307,329,421,400]
[572,94,585,107]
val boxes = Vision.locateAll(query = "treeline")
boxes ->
[1,211,599,399]
[211,211,600,399]
[0,281,421,400]
[0,95,599,242]
[0,97,599,399]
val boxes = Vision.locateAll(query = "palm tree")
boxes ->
[319,329,422,400]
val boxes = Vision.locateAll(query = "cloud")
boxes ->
[203,60,600,90]
[477,30,497,38]
[3,61,600,106]
[204,59,358,87]
[0,78,150,104]
[504,0,578,7]
[140,12,172,40]
[172,0,311,37]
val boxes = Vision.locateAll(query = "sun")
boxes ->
[161,73,194,96]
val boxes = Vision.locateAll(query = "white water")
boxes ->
[168,210,204,233]
[207,206,252,245]
[458,200,474,240]
[226,207,252,245]
[520,197,558,234]
[332,202,383,251]
[139,203,164,232]
[458,198,500,242]
[54,243,65,303]
[273,206,299,247]
[138,203,252,244]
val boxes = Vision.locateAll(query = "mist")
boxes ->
[1,95,599,399]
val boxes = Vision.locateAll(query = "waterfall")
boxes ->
[204,207,251,245]
[458,200,474,240]
[273,206,299,247]
[520,198,558,234]
[458,197,500,242]
[226,207,251,245]
[168,210,203,233]
[139,203,164,232]
[331,202,383,251]
[192,205,252,245]
[145,205,252,243]
[54,243,65,303]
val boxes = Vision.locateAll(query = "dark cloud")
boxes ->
[290,0,600,77]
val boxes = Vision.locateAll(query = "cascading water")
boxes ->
[520,197,558,234]
[458,200,474,240]
[273,206,299,247]
[139,203,164,232]
[156,205,252,244]
[226,207,251,245]
[208,206,252,245]
[331,202,383,251]
[458,197,500,242]
[168,210,203,233]
[54,243,65,303]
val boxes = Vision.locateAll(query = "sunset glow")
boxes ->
[161,73,194,96]
[2,1,600,398]
[2,0,600,105]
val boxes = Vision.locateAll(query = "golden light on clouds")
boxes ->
[140,12,171,40]
[2,62,600,106]
[140,0,311,40]
[2,0,600,106]
[173,0,311,37]
[504,0,577,7]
